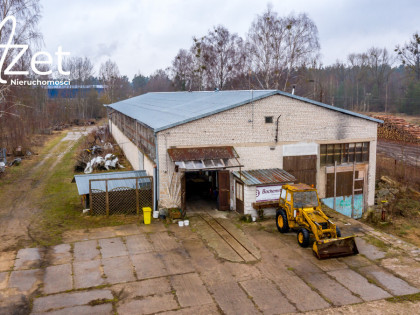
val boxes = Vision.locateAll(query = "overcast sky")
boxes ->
[39,0,420,80]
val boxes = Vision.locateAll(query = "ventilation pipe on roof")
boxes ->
[292,85,296,95]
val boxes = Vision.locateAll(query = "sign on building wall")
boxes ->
[256,185,282,202]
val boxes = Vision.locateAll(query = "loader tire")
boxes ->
[297,228,310,248]
[336,226,341,238]
[276,209,289,233]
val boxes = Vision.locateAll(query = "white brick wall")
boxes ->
[154,94,378,211]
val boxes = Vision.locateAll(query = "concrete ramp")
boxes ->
[191,213,260,263]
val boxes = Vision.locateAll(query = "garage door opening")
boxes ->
[184,171,218,211]
[181,170,231,212]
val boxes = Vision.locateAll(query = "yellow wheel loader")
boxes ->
[276,184,359,259]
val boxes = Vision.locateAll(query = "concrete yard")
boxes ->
[1,211,420,314]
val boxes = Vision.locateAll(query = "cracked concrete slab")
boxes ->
[48,244,72,266]
[159,303,220,315]
[299,271,362,306]
[102,256,135,284]
[73,240,100,262]
[43,263,72,294]
[150,232,180,251]
[112,277,171,300]
[8,269,41,293]
[73,260,104,289]
[355,238,386,260]
[328,269,391,301]
[310,257,348,272]
[32,289,113,313]
[99,237,128,258]
[14,248,41,270]
[117,293,178,315]
[274,275,330,312]
[380,256,420,288]
[125,234,153,255]
[32,303,113,315]
[161,248,195,275]
[240,278,297,314]
[211,281,260,315]
[130,252,167,279]
[170,273,212,308]
[113,224,141,236]
[339,254,373,268]
[359,265,419,296]
[0,292,30,314]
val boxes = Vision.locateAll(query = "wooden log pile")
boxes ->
[374,115,420,144]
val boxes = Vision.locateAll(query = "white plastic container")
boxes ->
[152,211,159,219]
[178,221,184,227]
[184,220,190,226]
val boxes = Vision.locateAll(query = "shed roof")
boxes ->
[106,90,382,132]
[233,168,296,186]
[73,170,150,195]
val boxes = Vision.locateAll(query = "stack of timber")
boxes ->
[374,115,420,144]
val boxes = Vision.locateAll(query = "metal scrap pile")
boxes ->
[74,126,125,174]
[375,115,420,144]
[84,153,124,174]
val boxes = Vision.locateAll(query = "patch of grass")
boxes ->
[88,298,117,306]
[367,277,381,287]
[30,136,139,247]
[386,292,420,303]
[364,235,389,252]
[0,132,66,189]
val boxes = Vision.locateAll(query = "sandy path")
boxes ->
[0,127,94,251]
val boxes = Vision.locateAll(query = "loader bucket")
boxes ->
[313,236,359,259]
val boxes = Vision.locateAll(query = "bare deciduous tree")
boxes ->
[201,25,245,90]
[247,7,320,91]
[145,69,173,92]
[63,57,94,84]
[171,49,194,91]
[0,0,43,150]
[99,59,120,103]
[395,32,420,80]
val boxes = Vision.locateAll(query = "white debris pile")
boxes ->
[84,153,125,174]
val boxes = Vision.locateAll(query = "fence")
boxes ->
[376,153,420,187]
[89,176,153,216]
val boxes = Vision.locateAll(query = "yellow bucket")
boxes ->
[142,207,152,225]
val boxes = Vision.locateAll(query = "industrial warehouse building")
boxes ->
[106,90,381,219]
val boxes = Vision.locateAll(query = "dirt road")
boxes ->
[0,127,92,252]
[377,140,420,167]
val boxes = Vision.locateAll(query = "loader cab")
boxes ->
[292,190,320,209]
[279,184,321,212]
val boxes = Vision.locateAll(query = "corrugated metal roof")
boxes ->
[168,146,238,161]
[106,90,382,132]
[232,168,296,186]
[73,170,150,195]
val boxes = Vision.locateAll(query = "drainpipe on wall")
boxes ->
[154,133,159,212]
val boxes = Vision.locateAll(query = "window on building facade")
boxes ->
[265,116,273,123]
[320,142,369,166]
